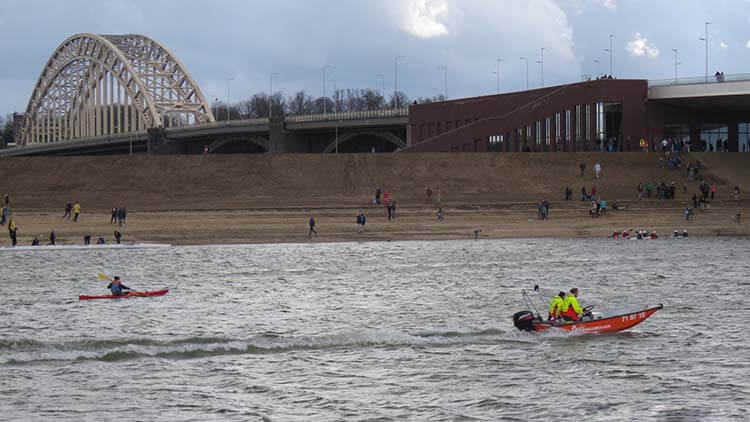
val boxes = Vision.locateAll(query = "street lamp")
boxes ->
[519,56,529,90]
[495,58,502,94]
[604,34,614,75]
[438,66,447,100]
[672,49,681,82]
[329,79,337,112]
[323,65,332,114]
[226,78,234,121]
[594,59,600,78]
[269,72,279,118]
[537,47,545,87]
[376,73,385,108]
[698,22,710,83]
[394,55,405,108]
[213,96,220,120]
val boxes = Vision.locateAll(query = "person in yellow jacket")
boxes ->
[72,201,81,222]
[547,291,565,320]
[8,217,18,247]
[561,288,583,321]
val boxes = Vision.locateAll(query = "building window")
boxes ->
[663,124,690,151]
[700,124,729,152]
[545,117,551,145]
[565,109,571,143]
[740,123,750,152]
[526,125,532,150]
[517,128,523,151]
[555,113,561,147]
[535,121,541,145]
[585,104,591,142]
[575,105,581,143]
[596,102,605,148]
[488,134,503,152]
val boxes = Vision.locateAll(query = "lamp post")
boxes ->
[269,72,278,118]
[376,73,385,109]
[672,49,681,82]
[394,55,405,108]
[604,34,614,75]
[698,22,710,83]
[213,96,220,120]
[329,79,337,112]
[594,59,600,78]
[226,78,234,121]
[323,65,332,114]
[496,58,502,94]
[438,66,447,100]
[519,56,529,90]
[537,47,545,87]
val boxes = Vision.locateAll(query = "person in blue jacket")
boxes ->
[106,276,131,296]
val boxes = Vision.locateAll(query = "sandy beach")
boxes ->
[1,152,748,246]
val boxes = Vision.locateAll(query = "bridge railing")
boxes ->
[0,130,148,155]
[649,73,750,87]
[164,118,270,134]
[284,108,409,123]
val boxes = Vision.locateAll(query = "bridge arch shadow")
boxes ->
[322,131,405,153]
[209,136,269,154]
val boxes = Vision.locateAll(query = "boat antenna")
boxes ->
[521,289,542,320]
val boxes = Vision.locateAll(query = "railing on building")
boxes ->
[648,73,750,87]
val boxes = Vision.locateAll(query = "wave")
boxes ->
[1,328,515,365]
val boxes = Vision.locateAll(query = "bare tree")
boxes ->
[390,91,410,108]
[287,90,314,115]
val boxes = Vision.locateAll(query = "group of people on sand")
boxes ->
[611,228,660,239]
[547,288,589,322]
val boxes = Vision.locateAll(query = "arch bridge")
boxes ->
[16,33,215,146]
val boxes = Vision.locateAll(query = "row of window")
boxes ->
[488,103,612,151]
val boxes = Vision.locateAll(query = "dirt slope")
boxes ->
[0,152,747,212]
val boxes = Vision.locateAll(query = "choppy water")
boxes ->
[1,238,749,421]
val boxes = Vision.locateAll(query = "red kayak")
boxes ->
[514,304,663,334]
[79,289,169,300]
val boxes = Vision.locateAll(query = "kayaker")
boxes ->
[106,276,131,296]
[547,291,565,321]
[561,288,583,321]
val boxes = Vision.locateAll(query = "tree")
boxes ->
[390,91,410,108]
[286,90,314,115]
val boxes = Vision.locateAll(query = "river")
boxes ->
[1,238,748,421]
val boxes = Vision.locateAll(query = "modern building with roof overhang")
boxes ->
[405,75,750,153]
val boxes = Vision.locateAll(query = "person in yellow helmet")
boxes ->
[547,291,565,321]
[561,288,583,321]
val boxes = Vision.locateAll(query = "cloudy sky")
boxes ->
[1,0,749,117]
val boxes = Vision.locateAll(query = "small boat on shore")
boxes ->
[79,289,169,301]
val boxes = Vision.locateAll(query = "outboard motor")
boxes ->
[513,310,536,332]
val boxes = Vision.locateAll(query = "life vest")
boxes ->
[548,295,564,319]
[561,294,582,320]
[110,281,122,295]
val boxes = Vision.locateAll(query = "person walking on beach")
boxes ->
[110,207,118,223]
[49,231,56,246]
[579,162,586,177]
[62,201,72,219]
[356,211,366,233]
[72,201,81,222]
[8,216,18,247]
[97,234,105,245]
[117,206,127,226]
[309,217,318,238]
[0,205,7,225]
[374,187,381,205]
[114,230,122,244]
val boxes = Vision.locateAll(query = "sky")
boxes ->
[1,0,749,117]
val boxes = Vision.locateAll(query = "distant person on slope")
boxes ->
[106,276,131,296]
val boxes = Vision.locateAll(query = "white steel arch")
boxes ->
[17,33,215,146]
